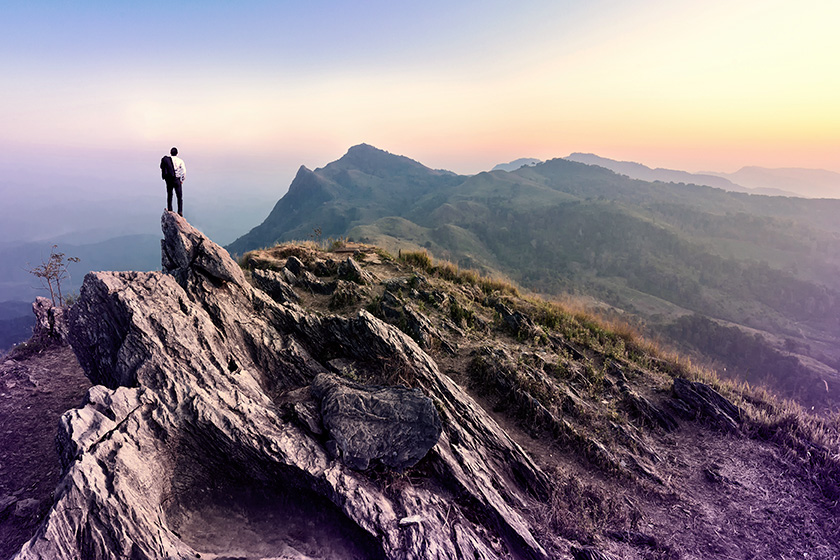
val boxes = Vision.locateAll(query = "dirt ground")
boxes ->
[0,343,90,560]
[440,341,840,560]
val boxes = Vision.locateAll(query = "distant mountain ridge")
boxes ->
[0,300,33,353]
[228,144,840,410]
[491,158,542,172]
[564,153,796,196]
[707,166,840,199]
[0,234,162,304]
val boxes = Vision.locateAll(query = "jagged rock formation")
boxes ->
[11,211,840,560]
[15,212,552,560]
[671,377,743,432]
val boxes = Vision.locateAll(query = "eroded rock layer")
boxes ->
[15,212,550,560]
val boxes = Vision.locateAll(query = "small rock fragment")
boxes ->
[13,498,40,519]
[399,515,423,527]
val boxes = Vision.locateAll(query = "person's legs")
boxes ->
[175,180,183,216]
[166,181,174,212]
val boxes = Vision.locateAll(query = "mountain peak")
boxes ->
[333,143,429,174]
[491,157,543,172]
[345,142,385,155]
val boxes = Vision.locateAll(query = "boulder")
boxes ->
[284,255,307,276]
[251,267,300,304]
[32,297,68,342]
[311,372,442,470]
[337,256,375,285]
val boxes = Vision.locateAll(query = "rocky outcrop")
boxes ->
[378,289,454,352]
[15,211,551,560]
[338,256,375,285]
[250,268,300,304]
[283,255,334,294]
[613,368,679,432]
[672,378,742,432]
[32,297,68,342]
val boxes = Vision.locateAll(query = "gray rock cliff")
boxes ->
[14,211,550,560]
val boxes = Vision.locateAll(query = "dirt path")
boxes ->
[0,344,90,560]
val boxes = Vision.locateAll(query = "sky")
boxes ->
[1,0,839,216]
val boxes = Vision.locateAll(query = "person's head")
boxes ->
[170,147,178,156]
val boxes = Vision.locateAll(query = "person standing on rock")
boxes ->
[160,147,186,216]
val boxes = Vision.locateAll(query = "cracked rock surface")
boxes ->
[311,372,442,471]
[14,211,550,560]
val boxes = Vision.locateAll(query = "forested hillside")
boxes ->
[228,145,840,410]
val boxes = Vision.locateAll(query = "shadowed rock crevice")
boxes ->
[165,434,387,560]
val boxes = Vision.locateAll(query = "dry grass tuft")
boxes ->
[514,288,840,505]
[398,250,519,296]
[533,467,629,544]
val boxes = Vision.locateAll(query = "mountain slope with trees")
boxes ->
[228,145,840,410]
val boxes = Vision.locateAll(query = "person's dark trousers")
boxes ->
[165,178,183,216]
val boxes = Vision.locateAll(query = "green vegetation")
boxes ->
[227,144,840,411]
[398,249,519,297]
[449,299,475,328]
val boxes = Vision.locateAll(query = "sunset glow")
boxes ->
[1,0,838,183]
